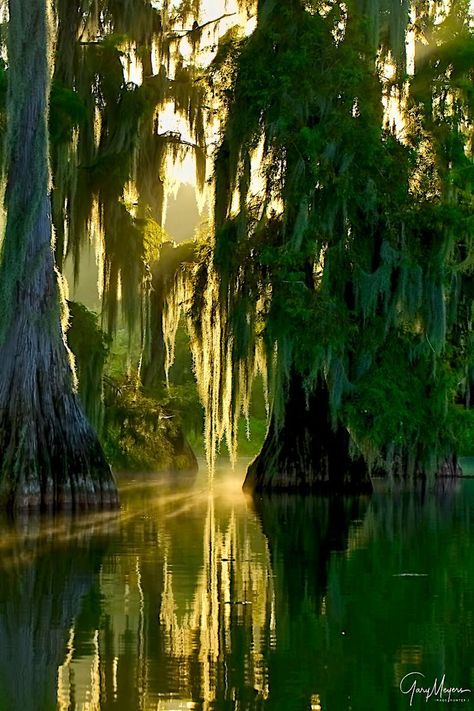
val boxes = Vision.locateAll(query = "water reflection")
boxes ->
[0,514,117,711]
[254,495,369,711]
[255,484,474,710]
[56,469,275,710]
[0,467,471,711]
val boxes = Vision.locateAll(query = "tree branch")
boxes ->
[168,13,237,41]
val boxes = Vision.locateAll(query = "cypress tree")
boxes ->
[195,0,473,490]
[0,0,119,510]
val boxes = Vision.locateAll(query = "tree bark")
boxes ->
[0,0,118,511]
[244,372,372,494]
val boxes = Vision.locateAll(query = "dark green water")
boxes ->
[0,463,472,711]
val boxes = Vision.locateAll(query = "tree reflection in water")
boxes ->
[0,513,117,711]
[254,495,369,711]
[0,470,471,711]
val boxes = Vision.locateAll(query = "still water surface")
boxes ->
[0,463,472,711]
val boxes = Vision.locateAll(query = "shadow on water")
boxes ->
[0,467,471,710]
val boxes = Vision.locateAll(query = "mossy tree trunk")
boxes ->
[0,0,118,511]
[142,250,172,396]
[244,372,372,493]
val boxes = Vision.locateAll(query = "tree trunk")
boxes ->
[0,0,118,511]
[437,454,462,477]
[141,252,170,395]
[243,372,372,493]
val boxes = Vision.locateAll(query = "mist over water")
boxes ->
[0,464,472,711]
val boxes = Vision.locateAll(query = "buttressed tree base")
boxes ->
[0,0,118,511]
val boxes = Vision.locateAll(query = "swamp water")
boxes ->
[0,462,472,711]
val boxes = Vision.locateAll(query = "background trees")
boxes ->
[48,0,226,471]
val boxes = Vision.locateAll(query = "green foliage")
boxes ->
[3,0,471,480]
[102,375,192,472]
[455,407,474,456]
[202,0,474,477]
[164,323,204,440]
[345,336,461,465]
[0,59,7,144]
[48,0,208,341]
[101,325,201,471]
[49,82,86,145]
[68,301,110,431]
